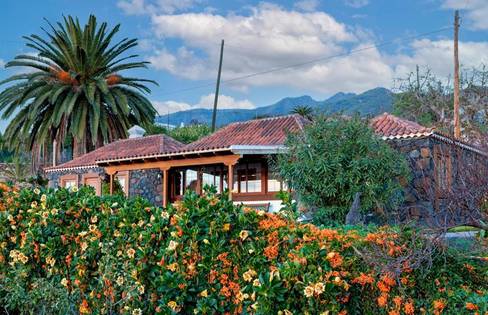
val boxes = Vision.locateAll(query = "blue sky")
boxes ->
[1,0,488,130]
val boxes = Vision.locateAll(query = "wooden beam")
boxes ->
[227,163,234,201]
[105,154,241,174]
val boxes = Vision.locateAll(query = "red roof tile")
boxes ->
[45,134,184,171]
[371,113,434,138]
[182,114,307,152]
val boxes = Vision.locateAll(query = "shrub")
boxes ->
[276,115,411,226]
[0,185,486,314]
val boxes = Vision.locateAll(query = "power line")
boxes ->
[158,26,453,96]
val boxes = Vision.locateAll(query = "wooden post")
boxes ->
[227,163,234,201]
[211,39,225,132]
[109,173,114,195]
[453,10,461,139]
[162,168,169,207]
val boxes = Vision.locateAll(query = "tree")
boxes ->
[144,123,211,144]
[291,105,314,120]
[393,65,488,144]
[276,115,410,226]
[0,15,157,163]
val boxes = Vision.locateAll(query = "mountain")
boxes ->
[156,87,393,127]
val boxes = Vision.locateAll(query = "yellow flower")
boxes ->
[137,284,145,294]
[203,239,210,244]
[257,210,265,216]
[71,186,78,192]
[200,289,208,297]
[253,279,261,287]
[90,216,98,223]
[88,224,97,232]
[113,230,121,237]
[61,278,69,288]
[222,223,231,232]
[127,248,136,258]
[239,230,249,241]
[284,310,293,315]
[46,256,56,267]
[161,211,170,219]
[41,212,49,219]
[40,194,47,202]
[167,240,179,251]
[167,263,178,272]
[167,301,179,311]
[132,308,142,315]
[50,208,58,215]
[314,282,325,295]
[116,276,124,286]
[33,188,40,195]
[304,285,315,298]
[243,269,257,282]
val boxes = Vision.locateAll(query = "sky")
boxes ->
[1,0,488,130]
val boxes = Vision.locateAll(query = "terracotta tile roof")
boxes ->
[182,114,308,152]
[371,113,434,139]
[45,134,184,172]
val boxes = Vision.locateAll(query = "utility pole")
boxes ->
[453,10,461,139]
[211,39,224,132]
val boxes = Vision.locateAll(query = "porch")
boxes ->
[102,154,287,208]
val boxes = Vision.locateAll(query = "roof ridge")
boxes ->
[227,114,301,126]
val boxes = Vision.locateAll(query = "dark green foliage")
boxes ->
[276,115,411,225]
[145,123,211,144]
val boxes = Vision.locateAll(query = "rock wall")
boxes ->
[389,136,485,227]
[129,169,163,206]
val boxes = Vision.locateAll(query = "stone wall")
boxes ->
[129,169,163,206]
[46,167,105,189]
[389,136,485,226]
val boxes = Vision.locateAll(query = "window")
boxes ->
[434,145,452,194]
[185,168,199,193]
[115,171,129,196]
[267,170,288,192]
[82,173,101,196]
[201,165,226,193]
[60,175,78,189]
[233,162,262,193]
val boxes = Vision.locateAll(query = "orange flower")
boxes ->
[404,300,415,315]
[377,293,388,308]
[352,273,375,286]
[381,274,396,287]
[388,311,400,315]
[326,251,343,268]
[433,299,446,314]
[465,302,478,311]
[79,299,90,314]
[393,296,402,308]
[263,245,279,260]
[377,281,390,293]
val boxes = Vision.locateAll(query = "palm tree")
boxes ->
[291,105,314,120]
[0,15,157,163]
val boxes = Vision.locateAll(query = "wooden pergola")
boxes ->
[100,152,241,207]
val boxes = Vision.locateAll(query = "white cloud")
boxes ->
[442,0,488,30]
[117,0,198,15]
[344,0,369,8]
[147,4,394,93]
[390,39,488,79]
[0,59,5,69]
[144,3,488,94]
[152,94,255,115]
[294,0,320,12]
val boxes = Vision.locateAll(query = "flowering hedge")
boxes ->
[0,184,487,314]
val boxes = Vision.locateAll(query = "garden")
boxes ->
[0,184,486,314]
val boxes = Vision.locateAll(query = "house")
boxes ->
[45,114,487,223]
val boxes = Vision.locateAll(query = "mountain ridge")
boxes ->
[156,87,393,127]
